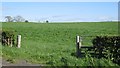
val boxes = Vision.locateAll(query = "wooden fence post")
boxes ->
[17,35,21,48]
[10,38,13,47]
[7,38,10,46]
[76,36,82,57]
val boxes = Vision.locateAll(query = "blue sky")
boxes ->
[2,2,118,22]
[2,0,120,2]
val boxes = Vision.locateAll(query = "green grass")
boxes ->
[1,22,119,66]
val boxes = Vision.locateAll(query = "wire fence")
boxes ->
[78,35,119,46]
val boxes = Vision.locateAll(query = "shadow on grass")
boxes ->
[71,52,120,66]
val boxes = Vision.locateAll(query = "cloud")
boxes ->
[98,16,115,21]
[51,15,69,18]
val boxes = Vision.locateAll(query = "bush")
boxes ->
[2,30,15,46]
[92,36,120,65]
[92,36,120,47]
[25,20,29,23]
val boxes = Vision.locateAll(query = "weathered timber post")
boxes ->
[10,38,13,47]
[17,35,21,48]
[76,36,82,57]
[7,38,10,45]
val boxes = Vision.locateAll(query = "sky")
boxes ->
[1,2,118,22]
[2,0,120,2]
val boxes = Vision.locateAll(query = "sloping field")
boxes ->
[1,22,119,66]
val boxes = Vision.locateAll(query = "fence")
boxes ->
[2,34,21,48]
[75,35,120,58]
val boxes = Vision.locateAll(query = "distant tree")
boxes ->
[46,20,49,23]
[38,20,41,23]
[14,15,25,22]
[25,20,29,23]
[5,16,13,22]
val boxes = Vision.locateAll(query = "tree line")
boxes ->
[5,15,50,23]
[5,15,28,22]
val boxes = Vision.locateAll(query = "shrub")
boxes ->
[2,30,15,46]
[92,36,120,47]
[25,20,29,23]
[92,36,120,65]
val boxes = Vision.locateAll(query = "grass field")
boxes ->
[1,22,119,66]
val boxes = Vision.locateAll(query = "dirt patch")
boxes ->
[2,58,41,66]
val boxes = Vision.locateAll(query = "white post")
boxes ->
[17,35,21,48]
[79,37,82,48]
[77,36,79,43]
[76,36,82,57]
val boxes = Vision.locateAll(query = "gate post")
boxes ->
[17,35,21,48]
[76,36,82,57]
